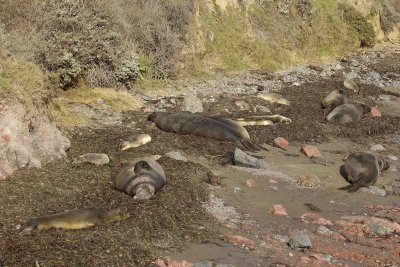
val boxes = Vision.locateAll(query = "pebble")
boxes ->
[288,233,312,250]
[370,144,385,151]
[300,145,322,158]
[245,179,256,188]
[292,82,301,86]
[269,204,288,216]
[181,94,203,113]
[360,186,387,197]
[233,187,241,193]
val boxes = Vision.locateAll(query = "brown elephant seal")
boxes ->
[119,134,151,150]
[114,159,166,201]
[147,112,263,151]
[321,89,347,113]
[326,103,371,124]
[339,152,389,192]
[234,115,292,126]
[20,207,130,235]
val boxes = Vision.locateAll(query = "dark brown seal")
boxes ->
[339,152,389,192]
[148,112,263,150]
[114,159,166,201]
[327,103,371,124]
[20,207,130,235]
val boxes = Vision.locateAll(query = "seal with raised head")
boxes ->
[148,112,263,151]
[327,103,371,124]
[20,207,130,235]
[339,152,389,192]
[119,134,151,150]
[114,159,166,201]
[321,89,347,113]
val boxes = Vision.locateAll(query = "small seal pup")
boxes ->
[114,159,166,201]
[234,115,292,126]
[339,152,389,192]
[327,103,371,124]
[119,134,151,150]
[321,89,347,113]
[20,207,130,235]
[148,112,263,151]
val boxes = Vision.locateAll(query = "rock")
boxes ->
[360,186,387,197]
[377,95,391,102]
[370,144,385,151]
[216,264,235,267]
[389,165,398,172]
[169,260,194,267]
[367,221,393,236]
[274,235,290,243]
[269,204,288,216]
[73,153,109,165]
[194,261,213,267]
[233,187,241,193]
[368,71,381,80]
[245,179,256,188]
[143,107,153,113]
[300,145,322,158]
[292,82,301,86]
[234,148,270,169]
[257,85,265,91]
[316,226,346,240]
[165,151,187,162]
[297,174,321,188]
[370,107,381,117]
[155,259,168,267]
[226,235,255,247]
[181,94,203,113]
[387,155,398,161]
[96,98,105,105]
[257,93,290,105]
[253,105,271,113]
[343,79,359,92]
[274,137,289,150]
[234,100,250,111]
[288,234,312,250]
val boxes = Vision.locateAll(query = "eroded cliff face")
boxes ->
[0,52,70,181]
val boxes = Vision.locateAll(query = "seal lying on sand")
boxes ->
[119,134,151,150]
[148,112,263,151]
[339,152,389,192]
[20,207,130,235]
[234,115,292,126]
[327,103,371,124]
[321,90,347,113]
[114,159,166,201]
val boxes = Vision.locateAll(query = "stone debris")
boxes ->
[269,204,288,216]
[274,137,289,150]
[300,145,322,158]
[288,233,312,251]
[297,174,321,188]
[181,94,203,113]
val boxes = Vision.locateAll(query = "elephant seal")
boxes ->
[20,207,130,235]
[119,134,151,150]
[321,90,347,113]
[327,103,371,124]
[148,112,263,151]
[339,152,389,192]
[234,115,292,126]
[114,159,166,201]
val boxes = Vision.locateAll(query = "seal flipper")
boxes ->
[338,185,352,191]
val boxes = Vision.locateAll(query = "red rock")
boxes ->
[226,235,255,246]
[246,179,256,188]
[143,107,153,113]
[274,137,289,150]
[168,260,193,267]
[371,107,381,117]
[1,134,11,143]
[269,204,288,216]
[300,145,322,158]
[155,259,168,267]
